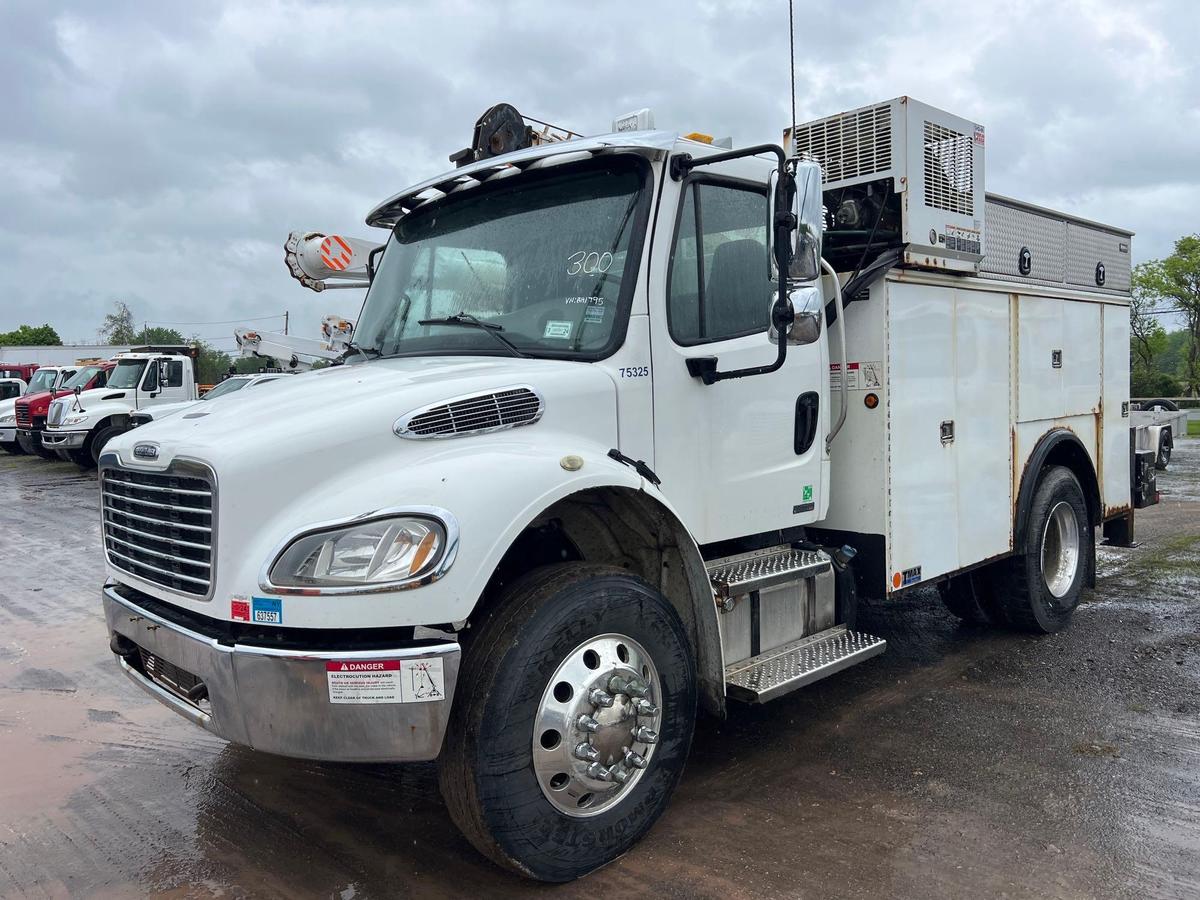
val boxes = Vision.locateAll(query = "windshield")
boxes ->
[28,369,58,392]
[63,366,103,391]
[203,377,250,400]
[108,360,148,389]
[355,156,650,361]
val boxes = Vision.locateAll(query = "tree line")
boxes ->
[0,301,274,384]
[1131,235,1200,398]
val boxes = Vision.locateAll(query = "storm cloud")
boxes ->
[2,0,1197,344]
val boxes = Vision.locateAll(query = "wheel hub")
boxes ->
[532,633,662,817]
[1041,500,1080,599]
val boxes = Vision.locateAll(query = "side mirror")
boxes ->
[768,285,823,346]
[367,245,385,283]
[768,162,824,284]
[74,385,82,397]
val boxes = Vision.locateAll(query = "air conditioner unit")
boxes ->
[788,97,986,274]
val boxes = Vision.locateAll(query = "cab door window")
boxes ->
[667,181,770,345]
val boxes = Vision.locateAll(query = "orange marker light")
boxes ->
[891,572,902,589]
[864,392,879,409]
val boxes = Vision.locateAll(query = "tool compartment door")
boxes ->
[885,280,1012,591]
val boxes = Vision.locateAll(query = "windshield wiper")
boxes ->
[341,341,382,363]
[417,312,527,358]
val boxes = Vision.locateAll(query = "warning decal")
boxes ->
[325,658,445,705]
[830,361,883,391]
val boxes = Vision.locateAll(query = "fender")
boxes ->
[1013,428,1101,549]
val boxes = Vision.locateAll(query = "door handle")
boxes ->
[795,392,819,454]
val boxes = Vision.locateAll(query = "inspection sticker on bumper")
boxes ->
[325,659,445,704]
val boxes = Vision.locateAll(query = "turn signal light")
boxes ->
[864,392,879,409]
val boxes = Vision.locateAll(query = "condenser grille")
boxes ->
[791,103,892,184]
[923,121,974,215]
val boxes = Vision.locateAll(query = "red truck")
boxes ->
[15,363,114,457]
[0,363,39,383]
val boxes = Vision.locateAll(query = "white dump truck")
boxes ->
[100,98,1157,881]
[43,345,200,467]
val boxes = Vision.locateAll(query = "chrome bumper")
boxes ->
[103,583,460,762]
[43,429,87,449]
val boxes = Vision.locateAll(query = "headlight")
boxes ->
[0,414,13,425]
[267,512,455,591]
[63,415,89,426]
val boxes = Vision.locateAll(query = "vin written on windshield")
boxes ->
[354,156,653,361]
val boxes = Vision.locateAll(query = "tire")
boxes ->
[84,425,123,469]
[17,431,53,458]
[998,466,1092,633]
[937,569,1002,625]
[0,440,23,455]
[438,563,697,882]
[1140,398,1180,412]
[1156,430,1172,471]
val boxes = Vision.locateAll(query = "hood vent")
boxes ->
[395,386,544,439]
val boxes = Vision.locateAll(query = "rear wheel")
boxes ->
[438,563,696,882]
[1156,430,1172,470]
[998,466,1091,633]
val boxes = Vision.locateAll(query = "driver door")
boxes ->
[137,358,189,408]
[648,169,829,545]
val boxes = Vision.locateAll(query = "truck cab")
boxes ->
[98,101,1148,881]
[14,362,114,457]
[43,347,198,467]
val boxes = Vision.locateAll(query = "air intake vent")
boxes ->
[923,120,974,215]
[791,102,892,184]
[395,386,544,439]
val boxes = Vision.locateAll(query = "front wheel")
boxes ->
[82,425,124,469]
[438,563,697,882]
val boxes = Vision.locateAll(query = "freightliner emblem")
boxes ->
[133,443,159,460]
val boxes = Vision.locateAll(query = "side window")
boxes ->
[92,370,108,389]
[668,181,770,344]
[142,362,159,392]
[164,360,184,388]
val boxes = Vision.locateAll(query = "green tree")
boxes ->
[100,301,138,343]
[193,340,233,384]
[1132,236,1200,396]
[0,323,61,345]
[137,325,185,345]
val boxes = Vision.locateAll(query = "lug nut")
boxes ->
[574,741,598,762]
[610,765,630,784]
[625,679,649,699]
[577,714,600,733]
[632,726,658,745]
[607,674,631,694]
[586,762,611,781]
[634,698,659,716]
[624,749,648,769]
[588,688,615,708]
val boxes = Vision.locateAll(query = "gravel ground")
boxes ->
[0,441,1198,899]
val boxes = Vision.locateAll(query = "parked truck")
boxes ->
[1,365,74,455]
[15,362,115,457]
[43,346,199,467]
[99,98,1157,881]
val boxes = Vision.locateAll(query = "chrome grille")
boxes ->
[15,402,31,428]
[395,386,544,439]
[102,466,214,598]
[139,648,203,701]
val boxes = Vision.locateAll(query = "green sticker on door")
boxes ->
[802,485,813,502]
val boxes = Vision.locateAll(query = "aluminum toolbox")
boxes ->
[980,193,1132,296]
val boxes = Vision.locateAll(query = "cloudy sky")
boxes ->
[3,0,1198,346]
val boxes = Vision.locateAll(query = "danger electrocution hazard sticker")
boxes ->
[325,658,445,705]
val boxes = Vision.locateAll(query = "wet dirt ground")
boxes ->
[1,444,1198,899]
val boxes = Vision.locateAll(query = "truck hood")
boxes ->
[15,388,70,415]
[133,399,197,421]
[0,398,15,419]
[104,355,620,474]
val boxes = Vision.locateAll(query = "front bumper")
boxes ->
[42,429,88,449]
[0,426,14,443]
[103,582,461,762]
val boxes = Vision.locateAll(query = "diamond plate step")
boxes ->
[706,546,831,599]
[725,626,886,703]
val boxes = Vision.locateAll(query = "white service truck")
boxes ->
[43,345,200,467]
[99,98,1157,881]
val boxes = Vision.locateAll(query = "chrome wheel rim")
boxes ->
[532,633,662,818]
[1040,501,1080,599]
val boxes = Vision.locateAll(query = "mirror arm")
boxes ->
[680,144,795,385]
